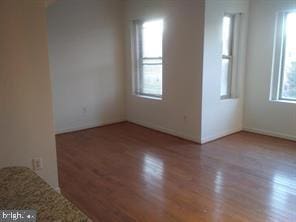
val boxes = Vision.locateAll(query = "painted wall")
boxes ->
[0,0,58,188]
[201,0,249,143]
[244,0,296,141]
[47,0,126,133]
[125,0,204,143]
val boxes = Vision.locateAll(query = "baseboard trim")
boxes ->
[201,128,242,144]
[55,120,126,135]
[128,119,201,143]
[243,127,296,142]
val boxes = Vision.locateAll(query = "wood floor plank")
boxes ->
[56,122,296,222]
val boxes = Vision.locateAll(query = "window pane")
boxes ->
[142,20,163,58]
[222,16,233,56]
[281,12,296,100]
[221,14,234,99]
[221,58,231,97]
[142,64,162,96]
[138,19,163,97]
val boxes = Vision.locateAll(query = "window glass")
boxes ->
[142,63,162,95]
[222,16,232,56]
[280,12,296,100]
[142,20,163,58]
[221,15,234,99]
[221,58,231,97]
[135,19,163,98]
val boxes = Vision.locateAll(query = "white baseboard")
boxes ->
[201,128,242,144]
[55,119,126,134]
[243,127,296,142]
[128,119,201,143]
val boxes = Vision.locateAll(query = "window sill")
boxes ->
[135,94,163,101]
[270,99,296,105]
[220,97,239,101]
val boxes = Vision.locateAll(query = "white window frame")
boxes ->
[271,10,296,102]
[221,13,241,100]
[132,19,163,99]
[221,14,235,99]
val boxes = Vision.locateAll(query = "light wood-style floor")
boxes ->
[56,122,296,222]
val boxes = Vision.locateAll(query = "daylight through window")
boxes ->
[221,15,234,99]
[134,19,163,98]
[279,12,296,101]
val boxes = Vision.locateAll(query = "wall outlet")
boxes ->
[32,158,43,171]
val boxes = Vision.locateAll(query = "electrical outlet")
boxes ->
[82,106,87,113]
[32,158,43,171]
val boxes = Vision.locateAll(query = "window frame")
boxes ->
[271,10,296,102]
[221,14,235,100]
[133,19,164,99]
[278,11,296,101]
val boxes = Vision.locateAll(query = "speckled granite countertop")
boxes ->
[0,167,90,222]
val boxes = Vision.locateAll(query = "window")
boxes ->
[278,12,296,101]
[133,19,164,98]
[221,14,235,99]
[272,11,296,102]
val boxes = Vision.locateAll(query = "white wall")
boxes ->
[244,0,296,141]
[47,0,126,133]
[125,0,204,143]
[201,0,249,143]
[46,0,295,144]
[0,0,58,188]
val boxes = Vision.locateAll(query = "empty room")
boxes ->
[1,0,296,221]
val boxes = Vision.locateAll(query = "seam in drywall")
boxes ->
[201,127,242,144]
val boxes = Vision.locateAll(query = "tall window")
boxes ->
[272,11,296,101]
[221,14,235,99]
[133,19,164,98]
[279,12,296,101]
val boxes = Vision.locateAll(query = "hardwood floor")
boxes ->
[56,122,296,222]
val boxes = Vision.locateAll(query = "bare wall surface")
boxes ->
[0,0,58,188]
[47,0,126,133]
[125,0,205,143]
[244,0,296,140]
